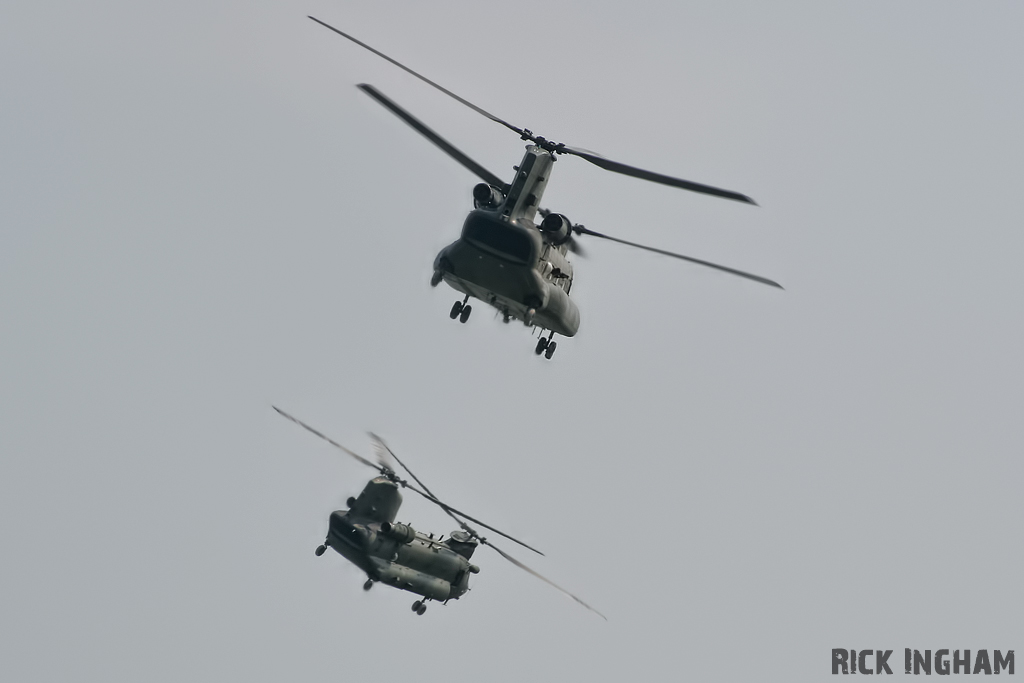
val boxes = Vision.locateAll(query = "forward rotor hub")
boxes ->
[521,130,567,154]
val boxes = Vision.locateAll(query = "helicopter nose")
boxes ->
[329,511,369,548]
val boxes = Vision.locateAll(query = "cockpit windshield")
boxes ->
[463,215,534,264]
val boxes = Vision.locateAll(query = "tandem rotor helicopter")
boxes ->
[274,406,604,618]
[311,16,781,358]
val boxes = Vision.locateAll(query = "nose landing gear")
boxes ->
[449,296,472,323]
[534,332,557,359]
[411,600,427,615]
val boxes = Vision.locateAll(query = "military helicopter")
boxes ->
[274,406,604,618]
[310,16,781,359]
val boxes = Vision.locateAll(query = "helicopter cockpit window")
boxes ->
[463,215,533,264]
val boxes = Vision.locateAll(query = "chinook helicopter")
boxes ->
[274,406,604,618]
[310,17,781,359]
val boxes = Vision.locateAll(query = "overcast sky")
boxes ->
[2,2,1023,681]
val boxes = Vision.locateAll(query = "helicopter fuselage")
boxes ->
[278,404,603,617]
[324,477,480,603]
[310,19,781,359]
[432,146,580,337]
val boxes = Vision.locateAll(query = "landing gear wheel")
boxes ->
[363,580,374,591]
[315,545,326,557]
[430,271,443,287]
[417,603,427,615]
[412,601,422,612]
[544,341,557,360]
[449,301,463,319]
[459,304,472,323]
[535,337,548,355]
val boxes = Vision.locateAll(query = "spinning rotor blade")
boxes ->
[369,435,600,616]
[274,410,541,554]
[273,406,383,472]
[309,16,756,204]
[369,432,435,499]
[573,225,783,289]
[369,432,544,556]
[309,17,525,138]
[356,84,507,190]
[562,147,756,204]
[368,432,398,472]
[484,540,607,620]
[401,483,544,556]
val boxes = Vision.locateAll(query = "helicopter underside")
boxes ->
[367,557,453,601]
[327,531,455,601]
[435,240,580,337]
[325,510,469,603]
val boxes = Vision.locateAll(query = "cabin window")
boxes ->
[463,216,533,264]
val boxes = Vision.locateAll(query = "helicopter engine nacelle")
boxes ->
[540,213,572,245]
[380,521,417,544]
[473,183,504,209]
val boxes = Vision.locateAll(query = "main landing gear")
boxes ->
[534,333,557,360]
[363,579,374,591]
[411,600,427,616]
[314,544,327,556]
[449,296,471,323]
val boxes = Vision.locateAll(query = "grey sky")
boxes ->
[2,1,1022,681]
